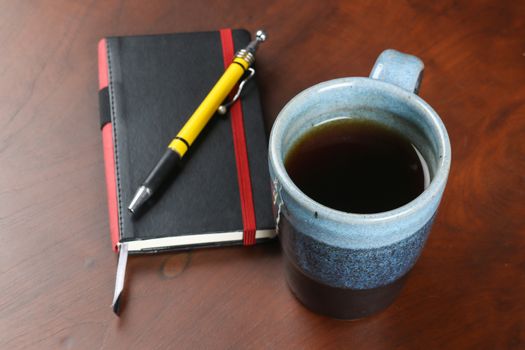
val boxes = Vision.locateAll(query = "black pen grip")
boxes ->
[143,149,182,192]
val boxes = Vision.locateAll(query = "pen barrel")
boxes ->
[144,149,182,191]
[168,58,248,157]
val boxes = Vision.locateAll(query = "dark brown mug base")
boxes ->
[284,258,407,320]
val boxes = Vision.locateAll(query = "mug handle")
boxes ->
[369,49,424,95]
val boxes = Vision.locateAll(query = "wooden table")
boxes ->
[1,1,524,348]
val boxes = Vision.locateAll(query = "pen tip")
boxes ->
[128,186,152,215]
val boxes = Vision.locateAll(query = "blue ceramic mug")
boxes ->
[268,50,451,319]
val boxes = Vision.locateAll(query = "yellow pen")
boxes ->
[128,30,267,215]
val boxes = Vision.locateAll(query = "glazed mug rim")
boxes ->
[269,76,451,228]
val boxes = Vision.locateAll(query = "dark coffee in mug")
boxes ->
[284,118,429,213]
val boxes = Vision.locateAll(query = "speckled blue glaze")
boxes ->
[269,50,451,290]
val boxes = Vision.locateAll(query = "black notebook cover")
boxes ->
[98,29,275,254]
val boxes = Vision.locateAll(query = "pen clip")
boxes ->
[217,68,256,115]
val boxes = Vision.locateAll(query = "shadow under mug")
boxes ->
[268,49,451,319]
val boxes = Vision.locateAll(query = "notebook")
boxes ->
[97,29,275,314]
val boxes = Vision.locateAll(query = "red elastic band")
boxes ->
[219,29,257,245]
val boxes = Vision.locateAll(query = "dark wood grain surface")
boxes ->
[1,1,524,349]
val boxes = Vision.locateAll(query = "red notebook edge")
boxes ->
[98,38,120,253]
